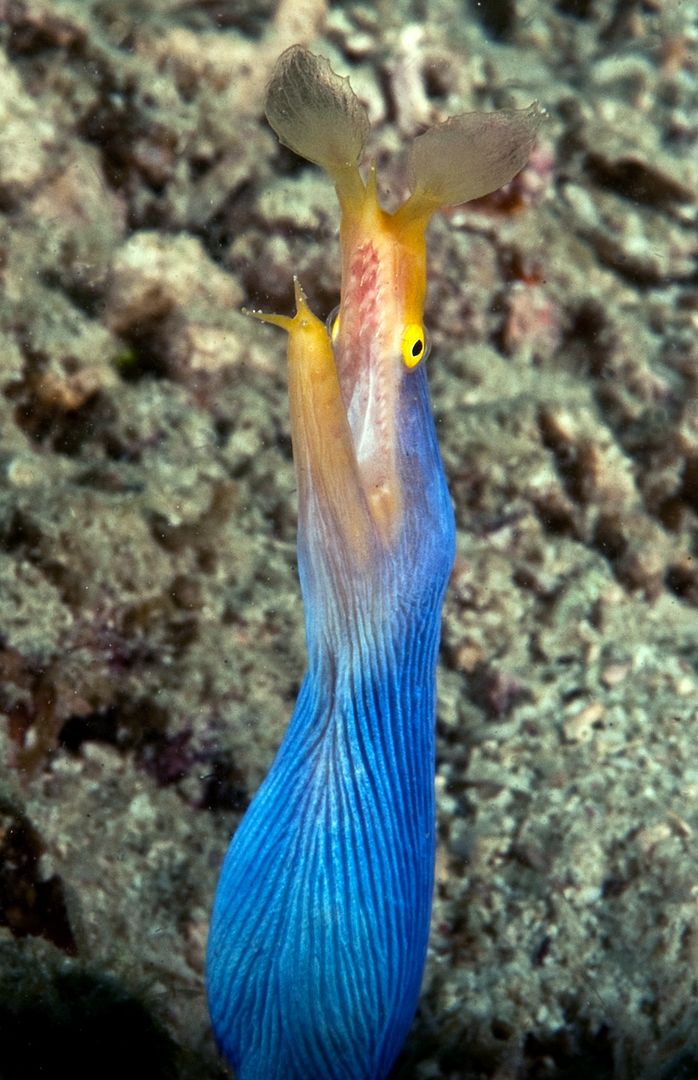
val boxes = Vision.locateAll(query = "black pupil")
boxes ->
[411,339,423,357]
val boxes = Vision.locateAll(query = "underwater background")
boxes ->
[0,1,697,1077]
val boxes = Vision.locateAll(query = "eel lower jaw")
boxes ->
[247,280,404,560]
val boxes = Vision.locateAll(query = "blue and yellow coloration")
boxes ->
[207,45,542,1080]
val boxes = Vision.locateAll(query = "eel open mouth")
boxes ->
[254,45,544,558]
[334,237,400,539]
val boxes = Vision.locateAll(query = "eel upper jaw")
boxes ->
[333,211,427,548]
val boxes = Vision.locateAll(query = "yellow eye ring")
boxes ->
[402,324,427,368]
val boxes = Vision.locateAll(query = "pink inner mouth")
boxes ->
[336,241,395,494]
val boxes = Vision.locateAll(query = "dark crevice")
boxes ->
[468,0,517,40]
[114,316,173,381]
[200,756,250,813]
[0,805,77,955]
[0,962,182,1079]
[585,153,694,209]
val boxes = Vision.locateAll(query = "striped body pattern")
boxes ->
[207,45,542,1080]
[208,364,455,1080]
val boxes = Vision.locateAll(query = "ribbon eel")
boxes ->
[207,45,543,1080]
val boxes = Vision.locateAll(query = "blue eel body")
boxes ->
[208,360,455,1079]
[206,43,541,1080]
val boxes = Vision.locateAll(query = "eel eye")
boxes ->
[401,323,429,369]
